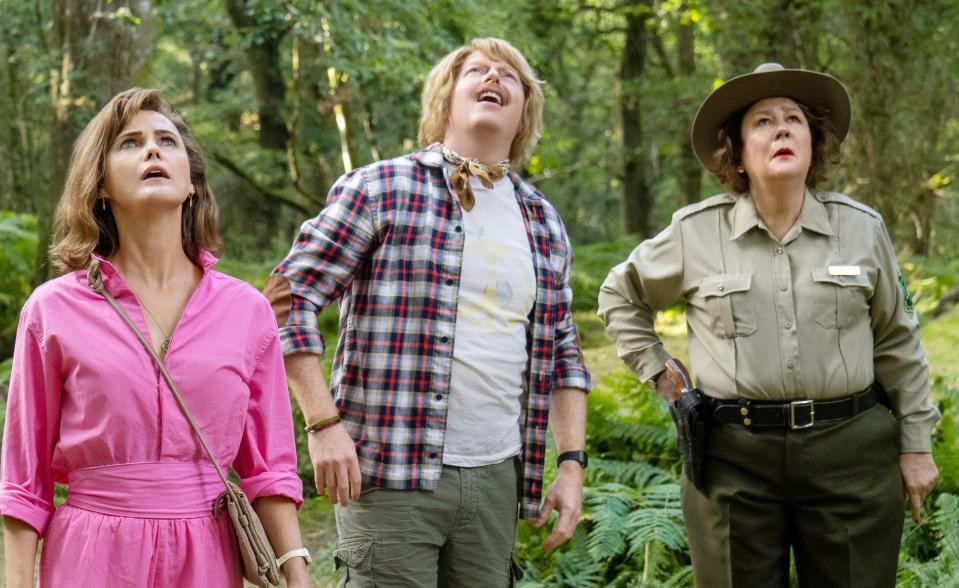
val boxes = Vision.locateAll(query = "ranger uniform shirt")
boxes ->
[598,190,940,451]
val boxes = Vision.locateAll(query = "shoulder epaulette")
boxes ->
[673,192,738,222]
[814,191,883,221]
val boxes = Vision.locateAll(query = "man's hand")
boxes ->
[534,461,585,552]
[308,423,362,506]
[284,352,362,507]
[899,452,939,523]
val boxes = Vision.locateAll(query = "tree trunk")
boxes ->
[33,0,153,285]
[619,1,654,236]
[676,10,701,205]
[223,0,290,150]
[2,40,31,210]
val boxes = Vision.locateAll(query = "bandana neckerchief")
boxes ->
[441,145,510,212]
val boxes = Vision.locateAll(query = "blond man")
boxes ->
[265,38,590,586]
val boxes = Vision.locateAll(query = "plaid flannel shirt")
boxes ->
[271,144,590,518]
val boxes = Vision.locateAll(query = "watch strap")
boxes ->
[557,450,588,469]
[276,547,311,567]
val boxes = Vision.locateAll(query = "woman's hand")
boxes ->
[654,359,690,404]
[899,452,939,523]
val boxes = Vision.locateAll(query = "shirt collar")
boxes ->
[730,188,834,241]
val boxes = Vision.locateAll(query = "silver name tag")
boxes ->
[828,265,861,276]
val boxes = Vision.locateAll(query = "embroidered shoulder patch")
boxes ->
[897,273,915,313]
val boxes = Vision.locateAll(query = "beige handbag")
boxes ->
[88,261,281,587]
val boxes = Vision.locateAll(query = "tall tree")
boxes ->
[837,0,958,253]
[34,0,153,284]
[619,0,654,236]
[223,0,290,150]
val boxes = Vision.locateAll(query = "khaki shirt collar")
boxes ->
[730,188,834,241]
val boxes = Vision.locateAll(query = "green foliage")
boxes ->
[515,371,690,586]
[931,386,959,494]
[898,493,959,586]
[0,213,37,342]
[569,237,645,312]
[901,256,959,321]
[215,257,276,290]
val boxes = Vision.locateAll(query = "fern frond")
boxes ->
[584,483,637,560]
[624,504,687,553]
[589,457,677,487]
[934,493,959,564]
[552,525,604,587]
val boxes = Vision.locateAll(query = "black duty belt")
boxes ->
[711,384,886,430]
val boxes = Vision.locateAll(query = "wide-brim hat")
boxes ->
[691,62,851,169]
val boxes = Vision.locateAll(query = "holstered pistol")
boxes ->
[665,359,709,490]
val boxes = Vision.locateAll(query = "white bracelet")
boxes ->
[276,547,312,567]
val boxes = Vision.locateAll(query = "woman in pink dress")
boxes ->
[0,88,310,587]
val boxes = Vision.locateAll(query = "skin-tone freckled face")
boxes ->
[102,110,193,213]
[739,96,813,189]
[445,51,525,146]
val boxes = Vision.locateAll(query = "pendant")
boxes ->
[161,338,170,352]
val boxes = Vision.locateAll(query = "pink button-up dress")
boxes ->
[0,251,303,586]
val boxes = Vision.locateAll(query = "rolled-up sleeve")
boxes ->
[233,321,304,506]
[0,310,62,535]
[267,167,377,356]
[597,218,685,382]
[553,228,590,392]
[870,220,940,452]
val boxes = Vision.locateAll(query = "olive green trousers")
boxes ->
[333,457,523,587]
[682,404,904,588]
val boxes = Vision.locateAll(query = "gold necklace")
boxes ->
[139,301,173,352]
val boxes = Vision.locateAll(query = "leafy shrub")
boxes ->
[0,213,38,348]
[569,237,644,313]
[515,371,692,587]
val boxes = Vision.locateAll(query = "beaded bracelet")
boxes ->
[304,415,341,434]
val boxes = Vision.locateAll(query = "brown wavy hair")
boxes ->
[710,101,841,194]
[417,38,544,166]
[50,88,221,273]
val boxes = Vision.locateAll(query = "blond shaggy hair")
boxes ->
[50,88,221,272]
[418,38,544,166]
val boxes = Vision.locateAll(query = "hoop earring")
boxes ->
[101,199,106,211]
[189,194,193,208]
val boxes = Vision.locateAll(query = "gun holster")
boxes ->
[669,389,709,490]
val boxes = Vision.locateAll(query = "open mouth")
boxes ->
[477,90,504,106]
[773,148,795,158]
[141,166,170,180]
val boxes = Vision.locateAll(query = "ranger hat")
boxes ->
[691,62,851,169]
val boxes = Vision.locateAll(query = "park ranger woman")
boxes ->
[598,63,940,587]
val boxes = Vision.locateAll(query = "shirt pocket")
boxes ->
[698,273,757,338]
[810,267,872,329]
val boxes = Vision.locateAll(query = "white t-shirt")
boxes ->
[443,172,536,467]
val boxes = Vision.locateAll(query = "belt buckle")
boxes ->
[789,399,815,429]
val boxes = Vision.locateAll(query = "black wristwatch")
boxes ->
[557,450,588,469]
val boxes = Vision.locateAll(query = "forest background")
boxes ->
[0,0,958,586]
